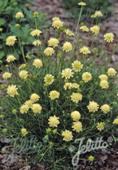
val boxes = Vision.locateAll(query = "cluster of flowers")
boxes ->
[2,7,118,142]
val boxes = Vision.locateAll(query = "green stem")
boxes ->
[18,39,26,63]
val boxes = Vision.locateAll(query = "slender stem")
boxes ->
[73,7,83,58]
[18,38,26,63]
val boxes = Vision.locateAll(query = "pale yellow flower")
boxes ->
[6,55,16,63]
[21,128,28,137]
[96,122,105,131]
[6,36,17,46]
[100,80,109,89]
[30,93,40,103]
[104,33,114,43]
[61,68,74,80]
[80,25,89,32]
[19,70,28,80]
[44,74,54,86]
[71,111,81,121]
[2,72,12,80]
[52,17,63,29]
[64,82,80,90]
[49,90,60,100]
[78,2,86,6]
[72,60,83,72]
[72,121,82,133]
[113,118,118,125]
[24,100,33,108]
[82,72,92,83]
[100,104,111,113]
[48,38,59,48]
[91,10,103,18]
[7,85,18,97]
[15,12,24,19]
[71,92,83,103]
[87,101,99,113]
[99,74,108,81]
[80,46,91,55]
[48,115,60,128]
[44,47,55,57]
[33,40,41,46]
[64,29,74,36]
[90,25,100,35]
[62,130,73,142]
[62,42,73,52]
[31,103,42,114]
[20,104,29,114]
[88,155,95,161]
[107,68,117,77]
[31,29,42,37]
[19,64,26,70]
[33,59,43,68]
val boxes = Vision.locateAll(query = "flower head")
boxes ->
[62,42,73,52]
[33,59,43,68]
[20,104,29,114]
[100,104,111,113]
[25,100,33,108]
[52,17,63,29]
[2,72,12,80]
[21,128,28,137]
[82,72,92,83]
[62,130,73,142]
[71,92,83,103]
[80,25,89,32]
[87,101,99,113]
[64,29,74,36]
[44,47,55,57]
[33,40,41,46]
[104,33,114,43]
[31,29,42,37]
[64,82,79,90]
[80,46,91,55]
[72,60,83,72]
[71,111,81,121]
[100,80,109,89]
[48,115,60,128]
[113,118,118,125]
[6,55,16,63]
[44,74,54,86]
[91,10,103,18]
[7,85,18,97]
[78,2,86,6]
[72,121,82,133]
[49,90,60,100]
[48,38,59,48]
[107,68,117,77]
[30,93,40,103]
[90,25,100,35]
[31,103,42,114]
[61,68,74,80]
[96,122,105,131]
[99,74,108,81]
[19,70,28,80]
[88,155,95,161]
[6,36,17,46]
[15,12,24,19]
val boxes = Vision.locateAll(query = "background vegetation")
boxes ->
[63,0,112,19]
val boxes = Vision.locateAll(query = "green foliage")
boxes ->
[1,20,118,168]
[0,0,47,65]
[63,0,112,19]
